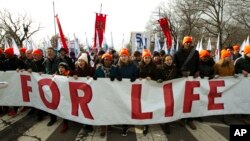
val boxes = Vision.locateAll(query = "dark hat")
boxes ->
[58,62,69,70]
[153,51,160,57]
[58,48,68,53]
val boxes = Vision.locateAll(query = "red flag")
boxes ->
[55,15,68,53]
[158,18,172,49]
[94,13,106,48]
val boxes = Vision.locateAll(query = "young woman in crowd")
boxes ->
[93,52,117,137]
[116,48,138,137]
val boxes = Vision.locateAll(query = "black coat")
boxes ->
[139,62,159,81]
[173,48,200,76]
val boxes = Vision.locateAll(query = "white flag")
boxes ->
[12,38,20,56]
[198,38,203,52]
[74,34,80,57]
[102,34,108,52]
[4,37,10,49]
[162,39,168,53]
[110,32,114,49]
[246,35,250,46]
[207,38,212,51]
[196,41,200,51]
[154,34,161,52]
[57,38,62,51]
[95,30,100,51]
[215,34,220,62]
[121,33,125,49]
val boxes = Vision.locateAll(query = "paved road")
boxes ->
[0,109,249,141]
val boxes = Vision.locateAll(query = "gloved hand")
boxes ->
[157,79,163,83]
[117,76,122,81]
[93,76,98,80]
[182,71,190,77]
[130,78,136,82]
[110,77,115,81]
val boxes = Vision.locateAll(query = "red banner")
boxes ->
[93,13,107,48]
[55,15,68,53]
[158,18,172,49]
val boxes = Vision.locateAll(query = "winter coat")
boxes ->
[95,64,117,78]
[139,62,159,81]
[44,57,67,74]
[214,59,234,76]
[234,57,250,73]
[26,58,45,73]
[74,65,95,77]
[3,56,24,71]
[173,48,200,77]
[160,64,177,81]
[199,58,215,78]
[117,61,137,79]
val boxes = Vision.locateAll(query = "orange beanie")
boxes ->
[119,48,129,56]
[182,36,192,45]
[4,48,14,56]
[102,53,113,60]
[244,45,250,55]
[142,49,151,58]
[233,45,240,51]
[32,49,43,56]
[221,50,231,59]
[19,47,27,54]
[199,50,210,58]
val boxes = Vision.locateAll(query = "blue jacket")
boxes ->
[117,62,137,79]
[95,65,117,78]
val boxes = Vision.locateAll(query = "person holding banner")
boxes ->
[93,52,117,137]
[173,36,200,130]
[56,62,74,133]
[116,48,138,136]
[44,47,67,126]
[73,53,95,133]
[138,49,159,135]
[199,50,215,79]
[214,49,235,124]
[3,47,25,116]
[158,54,177,134]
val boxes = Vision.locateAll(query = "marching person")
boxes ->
[56,62,74,133]
[44,47,67,126]
[116,48,138,136]
[93,52,117,137]
[73,53,95,133]
[173,36,200,130]
[138,49,159,135]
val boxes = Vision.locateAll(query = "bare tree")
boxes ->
[229,0,250,29]
[0,9,42,47]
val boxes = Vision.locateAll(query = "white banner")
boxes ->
[0,71,250,125]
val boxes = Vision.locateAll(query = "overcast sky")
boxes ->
[0,0,165,50]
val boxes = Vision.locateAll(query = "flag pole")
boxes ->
[100,3,102,14]
[53,1,57,36]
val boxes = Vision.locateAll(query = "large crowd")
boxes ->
[0,36,250,137]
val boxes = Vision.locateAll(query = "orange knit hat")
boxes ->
[4,47,14,56]
[182,36,192,45]
[19,47,27,54]
[32,49,43,56]
[142,49,151,58]
[102,53,113,61]
[199,50,210,58]
[221,50,231,59]
[119,48,129,56]
[233,45,240,51]
[244,45,250,55]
